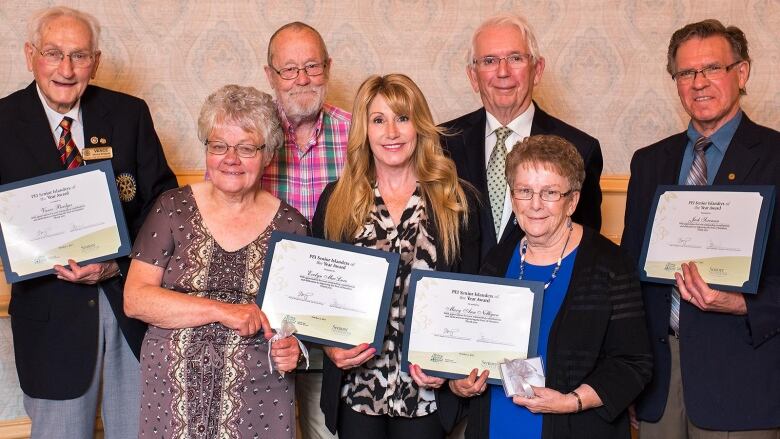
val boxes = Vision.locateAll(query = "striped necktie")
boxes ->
[671,136,712,334]
[58,116,84,170]
[487,126,512,238]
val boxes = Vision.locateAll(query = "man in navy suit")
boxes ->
[622,19,780,438]
[0,6,176,438]
[441,12,602,262]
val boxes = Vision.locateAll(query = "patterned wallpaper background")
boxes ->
[0,0,779,423]
[1,0,779,176]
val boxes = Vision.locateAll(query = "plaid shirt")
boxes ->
[261,103,351,221]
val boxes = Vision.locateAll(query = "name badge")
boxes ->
[82,146,114,161]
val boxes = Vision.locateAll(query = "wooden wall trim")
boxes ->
[0,417,102,439]
[0,174,631,319]
[0,418,30,439]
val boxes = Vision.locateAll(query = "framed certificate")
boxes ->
[0,161,131,283]
[256,232,400,353]
[401,270,544,385]
[638,185,775,294]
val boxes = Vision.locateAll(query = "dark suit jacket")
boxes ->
[621,114,780,430]
[440,105,603,263]
[312,180,481,434]
[1,82,177,399]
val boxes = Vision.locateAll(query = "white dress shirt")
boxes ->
[484,103,535,238]
[37,85,85,152]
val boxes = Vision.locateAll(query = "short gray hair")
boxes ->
[506,135,585,192]
[467,12,542,66]
[28,6,101,51]
[667,19,751,95]
[197,85,284,159]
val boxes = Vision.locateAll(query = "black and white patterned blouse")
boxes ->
[340,183,438,417]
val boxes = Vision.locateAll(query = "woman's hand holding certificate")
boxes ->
[257,232,400,352]
[402,271,544,385]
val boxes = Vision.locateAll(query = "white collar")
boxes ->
[485,102,535,137]
[36,84,82,133]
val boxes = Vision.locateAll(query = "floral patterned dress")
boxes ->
[131,186,308,438]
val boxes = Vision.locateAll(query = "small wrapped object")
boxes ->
[267,316,309,377]
[499,357,545,397]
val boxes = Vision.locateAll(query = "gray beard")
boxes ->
[278,86,327,126]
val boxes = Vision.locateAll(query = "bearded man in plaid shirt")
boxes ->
[262,22,351,222]
[262,22,351,439]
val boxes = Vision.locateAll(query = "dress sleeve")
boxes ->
[130,190,176,268]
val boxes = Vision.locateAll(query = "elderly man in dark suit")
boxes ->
[441,12,602,262]
[622,19,780,438]
[0,6,177,438]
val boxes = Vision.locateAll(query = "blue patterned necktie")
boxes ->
[487,127,512,238]
[671,136,712,333]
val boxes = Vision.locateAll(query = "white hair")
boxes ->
[467,12,542,66]
[28,6,101,51]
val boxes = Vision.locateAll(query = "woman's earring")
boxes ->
[566,217,573,230]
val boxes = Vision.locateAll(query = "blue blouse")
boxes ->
[488,243,578,439]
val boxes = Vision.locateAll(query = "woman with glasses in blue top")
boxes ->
[413,135,652,439]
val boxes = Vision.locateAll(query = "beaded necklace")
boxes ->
[518,222,573,290]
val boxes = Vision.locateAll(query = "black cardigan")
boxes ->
[438,225,653,439]
[312,180,482,434]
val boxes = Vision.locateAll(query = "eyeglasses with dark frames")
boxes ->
[270,61,328,80]
[672,60,744,84]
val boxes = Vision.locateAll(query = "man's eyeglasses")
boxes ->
[270,62,328,80]
[205,141,266,158]
[671,61,744,84]
[33,45,97,67]
[472,54,533,72]
[511,188,573,202]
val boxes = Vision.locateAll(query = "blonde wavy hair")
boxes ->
[324,74,468,264]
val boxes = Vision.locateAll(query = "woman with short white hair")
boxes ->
[125,84,306,438]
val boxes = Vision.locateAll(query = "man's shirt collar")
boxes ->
[485,102,535,137]
[686,109,743,156]
[278,104,324,153]
[36,84,82,134]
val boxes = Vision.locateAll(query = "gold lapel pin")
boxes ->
[728,173,736,181]
[99,138,107,144]
[90,136,98,145]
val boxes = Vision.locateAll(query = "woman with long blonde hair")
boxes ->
[312,74,480,438]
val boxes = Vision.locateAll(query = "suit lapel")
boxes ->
[463,109,498,248]
[80,86,114,152]
[462,108,488,193]
[713,115,760,185]
[529,102,552,136]
[15,82,65,174]
[662,132,687,185]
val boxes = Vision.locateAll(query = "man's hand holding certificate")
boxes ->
[0,161,130,283]
[638,186,774,294]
